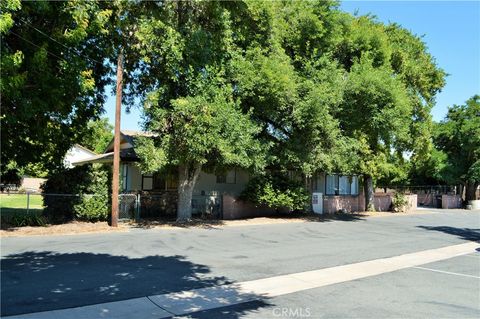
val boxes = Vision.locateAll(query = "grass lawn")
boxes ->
[0,194,44,217]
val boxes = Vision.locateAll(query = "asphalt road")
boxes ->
[1,209,479,318]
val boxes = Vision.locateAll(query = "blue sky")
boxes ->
[105,0,480,131]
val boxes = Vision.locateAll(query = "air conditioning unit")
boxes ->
[312,192,323,214]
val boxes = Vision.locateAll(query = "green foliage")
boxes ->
[79,118,114,153]
[391,192,409,213]
[74,194,108,222]
[3,0,448,208]
[1,1,111,172]
[137,84,264,175]
[241,173,309,211]
[2,212,47,227]
[73,164,109,222]
[433,95,480,185]
[41,164,110,223]
[0,164,21,185]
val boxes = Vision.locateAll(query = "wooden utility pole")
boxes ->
[111,50,123,227]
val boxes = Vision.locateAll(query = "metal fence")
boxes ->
[377,185,459,195]
[0,192,223,222]
[192,194,222,219]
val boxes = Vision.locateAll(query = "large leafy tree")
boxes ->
[1,0,111,172]
[127,1,265,220]
[231,1,350,181]
[434,95,480,201]
[332,16,445,210]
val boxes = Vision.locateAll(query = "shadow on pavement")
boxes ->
[1,251,268,317]
[129,212,365,230]
[417,225,480,241]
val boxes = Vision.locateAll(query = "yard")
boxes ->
[0,194,44,226]
[0,194,43,210]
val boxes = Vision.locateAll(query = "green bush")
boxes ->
[42,164,110,223]
[391,192,409,213]
[74,194,109,222]
[2,213,47,227]
[240,173,309,211]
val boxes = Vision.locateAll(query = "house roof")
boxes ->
[73,130,156,166]
[71,148,140,166]
[103,130,156,153]
[73,144,97,155]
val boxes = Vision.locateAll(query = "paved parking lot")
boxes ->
[1,210,479,318]
[188,252,479,319]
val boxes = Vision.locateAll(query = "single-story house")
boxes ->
[64,144,97,168]
[73,130,363,218]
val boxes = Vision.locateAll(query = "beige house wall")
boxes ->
[193,169,249,196]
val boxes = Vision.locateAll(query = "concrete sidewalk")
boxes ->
[5,242,479,319]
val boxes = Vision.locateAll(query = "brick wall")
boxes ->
[373,193,392,211]
[222,195,277,219]
[323,195,363,214]
[441,194,462,209]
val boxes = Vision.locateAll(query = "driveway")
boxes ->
[1,210,479,318]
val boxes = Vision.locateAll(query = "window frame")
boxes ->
[325,174,359,196]
[216,169,236,184]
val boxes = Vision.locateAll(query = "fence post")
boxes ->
[135,193,140,222]
[26,192,30,215]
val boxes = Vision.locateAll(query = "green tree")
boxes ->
[230,1,349,191]
[137,84,263,221]
[79,118,113,154]
[128,1,265,220]
[332,17,445,210]
[1,0,112,172]
[434,95,480,201]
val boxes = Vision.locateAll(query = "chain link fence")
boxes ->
[377,185,459,195]
[0,192,224,224]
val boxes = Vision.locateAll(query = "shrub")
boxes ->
[74,194,109,222]
[42,164,110,223]
[73,165,110,222]
[2,213,47,227]
[391,192,409,213]
[240,173,309,211]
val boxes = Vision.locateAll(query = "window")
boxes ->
[326,175,338,195]
[216,169,236,184]
[121,164,128,191]
[142,174,153,191]
[326,174,358,196]
[350,176,359,195]
[153,174,165,190]
[339,176,350,195]
[142,172,178,191]
[216,174,226,184]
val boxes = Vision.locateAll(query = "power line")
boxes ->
[9,31,67,62]
[17,18,104,66]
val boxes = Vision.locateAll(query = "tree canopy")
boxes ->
[1,0,112,172]
[2,0,453,217]
[432,95,480,200]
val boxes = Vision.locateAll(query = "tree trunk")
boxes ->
[364,174,374,211]
[177,164,201,222]
[465,181,478,202]
[303,175,313,213]
[458,183,464,200]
